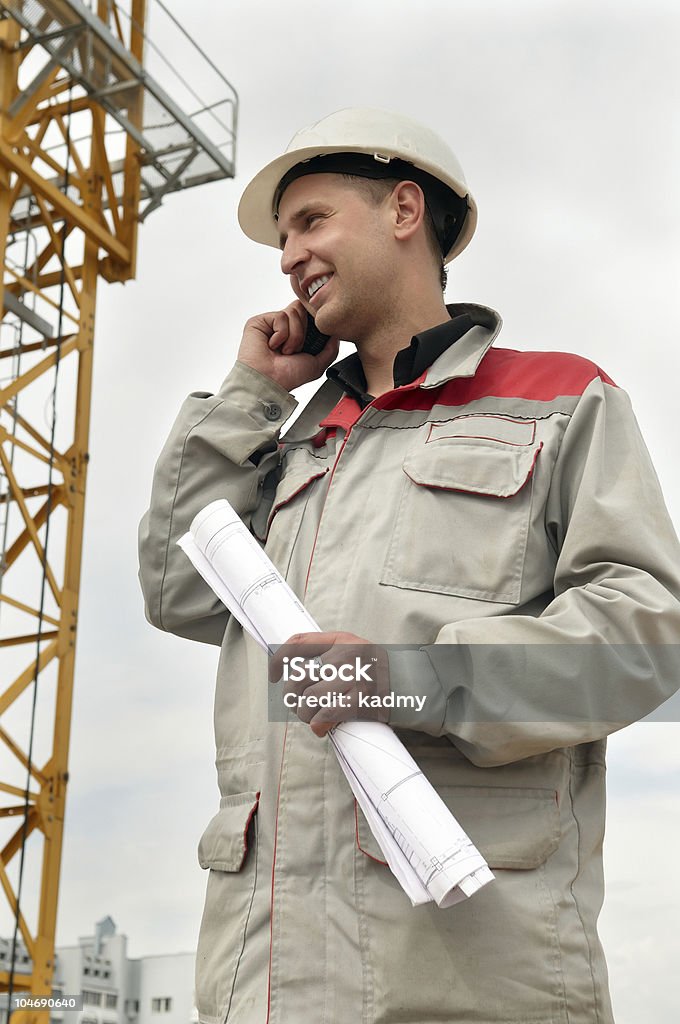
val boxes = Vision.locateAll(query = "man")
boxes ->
[138,108,680,1024]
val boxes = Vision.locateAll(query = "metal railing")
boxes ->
[0,0,238,221]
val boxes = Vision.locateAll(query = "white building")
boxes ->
[0,918,196,1024]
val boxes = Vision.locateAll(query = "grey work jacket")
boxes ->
[138,303,680,1024]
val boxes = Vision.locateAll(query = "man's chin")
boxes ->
[314,304,346,340]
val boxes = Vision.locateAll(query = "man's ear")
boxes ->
[392,181,426,243]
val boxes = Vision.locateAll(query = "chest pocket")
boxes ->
[380,434,542,604]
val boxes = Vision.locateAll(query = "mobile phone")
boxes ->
[302,312,331,355]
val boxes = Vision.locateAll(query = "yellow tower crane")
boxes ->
[0,2,237,1019]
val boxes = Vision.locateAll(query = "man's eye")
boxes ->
[306,214,323,227]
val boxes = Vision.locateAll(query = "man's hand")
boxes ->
[269,631,390,737]
[237,300,340,392]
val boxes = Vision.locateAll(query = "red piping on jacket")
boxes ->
[303,376,428,595]
[265,724,288,1024]
[354,800,388,866]
[425,414,537,446]
[303,430,352,599]
[266,385,413,1015]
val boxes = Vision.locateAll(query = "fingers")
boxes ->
[310,721,335,738]
[238,299,340,392]
[290,674,354,724]
[266,311,289,350]
[268,631,345,682]
[268,302,307,354]
[266,304,340,363]
[269,634,390,737]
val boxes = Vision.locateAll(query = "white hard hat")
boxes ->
[238,107,477,263]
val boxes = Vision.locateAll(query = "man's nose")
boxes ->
[280,233,308,277]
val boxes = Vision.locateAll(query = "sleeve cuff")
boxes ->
[216,362,298,428]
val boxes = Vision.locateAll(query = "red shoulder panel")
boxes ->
[374,348,617,412]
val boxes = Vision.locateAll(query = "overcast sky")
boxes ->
[24,1,679,1021]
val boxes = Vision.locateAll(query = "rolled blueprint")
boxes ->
[179,498,493,908]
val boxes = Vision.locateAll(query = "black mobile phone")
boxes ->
[302,312,331,355]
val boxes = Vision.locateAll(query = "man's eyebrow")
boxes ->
[277,203,324,248]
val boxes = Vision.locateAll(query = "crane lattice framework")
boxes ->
[0,1,237,1018]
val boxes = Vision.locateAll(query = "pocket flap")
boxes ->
[198,791,260,871]
[356,784,559,871]
[267,455,329,531]
[403,441,542,498]
[440,785,560,869]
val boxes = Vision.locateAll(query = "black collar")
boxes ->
[326,313,474,407]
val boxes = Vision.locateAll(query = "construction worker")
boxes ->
[138,108,680,1024]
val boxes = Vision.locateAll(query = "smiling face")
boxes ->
[277,173,398,341]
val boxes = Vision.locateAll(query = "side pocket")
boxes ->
[354,785,567,1023]
[355,784,560,869]
[438,784,560,869]
[195,792,260,1024]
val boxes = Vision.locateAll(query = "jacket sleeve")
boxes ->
[387,376,680,765]
[138,361,297,645]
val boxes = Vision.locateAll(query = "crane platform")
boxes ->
[1,0,237,227]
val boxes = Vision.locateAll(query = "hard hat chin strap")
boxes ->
[274,152,469,258]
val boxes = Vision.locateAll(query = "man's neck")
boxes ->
[356,298,450,397]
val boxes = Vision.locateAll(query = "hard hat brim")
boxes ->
[237,144,478,263]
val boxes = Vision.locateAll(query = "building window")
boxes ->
[105,994,118,1009]
[83,991,102,1006]
[151,997,172,1013]
[125,999,140,1015]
